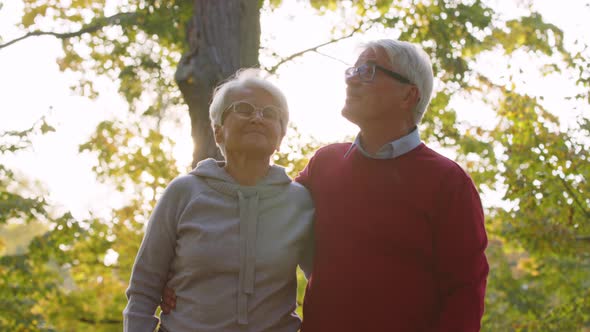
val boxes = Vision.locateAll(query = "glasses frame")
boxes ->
[221,101,282,124]
[345,62,412,85]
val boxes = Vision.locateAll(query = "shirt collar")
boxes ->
[344,127,422,159]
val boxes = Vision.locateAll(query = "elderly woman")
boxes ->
[123,69,314,332]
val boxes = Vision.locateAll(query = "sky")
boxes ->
[0,0,588,219]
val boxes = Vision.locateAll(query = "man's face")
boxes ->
[341,47,416,128]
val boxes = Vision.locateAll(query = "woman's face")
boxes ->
[215,86,284,159]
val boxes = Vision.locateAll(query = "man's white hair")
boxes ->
[209,68,289,156]
[362,39,434,124]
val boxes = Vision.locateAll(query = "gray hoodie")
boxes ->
[124,158,314,332]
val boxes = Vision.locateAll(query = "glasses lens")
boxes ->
[233,102,255,117]
[358,64,374,81]
[345,67,356,79]
[262,106,280,121]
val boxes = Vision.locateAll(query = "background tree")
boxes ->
[1,0,589,331]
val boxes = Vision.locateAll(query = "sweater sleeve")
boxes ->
[295,145,326,189]
[294,161,311,189]
[432,169,489,332]
[123,179,183,332]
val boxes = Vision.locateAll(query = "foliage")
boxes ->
[0,121,98,331]
[274,124,322,178]
[0,117,179,330]
[481,90,590,330]
[14,0,191,114]
[1,0,590,330]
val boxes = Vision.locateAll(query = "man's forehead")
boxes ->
[355,47,390,65]
[356,48,377,61]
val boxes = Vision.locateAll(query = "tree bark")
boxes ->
[175,0,261,167]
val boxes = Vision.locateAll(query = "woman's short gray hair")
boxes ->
[362,39,434,125]
[209,68,289,136]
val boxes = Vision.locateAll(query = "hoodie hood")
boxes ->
[189,158,291,199]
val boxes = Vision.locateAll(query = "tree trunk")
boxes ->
[175,0,261,167]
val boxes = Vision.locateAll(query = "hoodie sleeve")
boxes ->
[123,177,185,332]
[295,184,316,281]
[299,227,315,279]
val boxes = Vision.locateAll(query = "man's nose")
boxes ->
[345,73,361,85]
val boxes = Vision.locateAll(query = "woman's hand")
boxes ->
[160,286,177,314]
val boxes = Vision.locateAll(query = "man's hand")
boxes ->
[160,286,177,314]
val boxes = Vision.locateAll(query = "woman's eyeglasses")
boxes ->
[222,101,282,123]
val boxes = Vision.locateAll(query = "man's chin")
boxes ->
[341,106,360,125]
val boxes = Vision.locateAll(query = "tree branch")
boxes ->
[314,50,351,65]
[557,176,590,219]
[264,21,369,74]
[78,317,122,325]
[0,12,138,50]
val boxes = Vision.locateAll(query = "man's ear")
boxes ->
[403,85,420,109]
[213,124,223,144]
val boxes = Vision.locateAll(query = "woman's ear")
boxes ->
[213,124,223,144]
[275,138,283,153]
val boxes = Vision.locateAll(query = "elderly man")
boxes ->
[160,39,488,332]
[296,39,488,332]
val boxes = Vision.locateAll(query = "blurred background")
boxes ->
[1,0,589,331]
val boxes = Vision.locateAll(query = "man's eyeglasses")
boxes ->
[222,101,282,123]
[345,62,412,84]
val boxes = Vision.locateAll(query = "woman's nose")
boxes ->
[249,110,265,122]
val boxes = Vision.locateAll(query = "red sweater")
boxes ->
[296,143,488,332]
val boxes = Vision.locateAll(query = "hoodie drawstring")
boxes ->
[237,190,259,325]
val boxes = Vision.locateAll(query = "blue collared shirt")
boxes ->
[344,127,422,159]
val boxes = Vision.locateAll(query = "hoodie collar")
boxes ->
[190,158,291,198]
